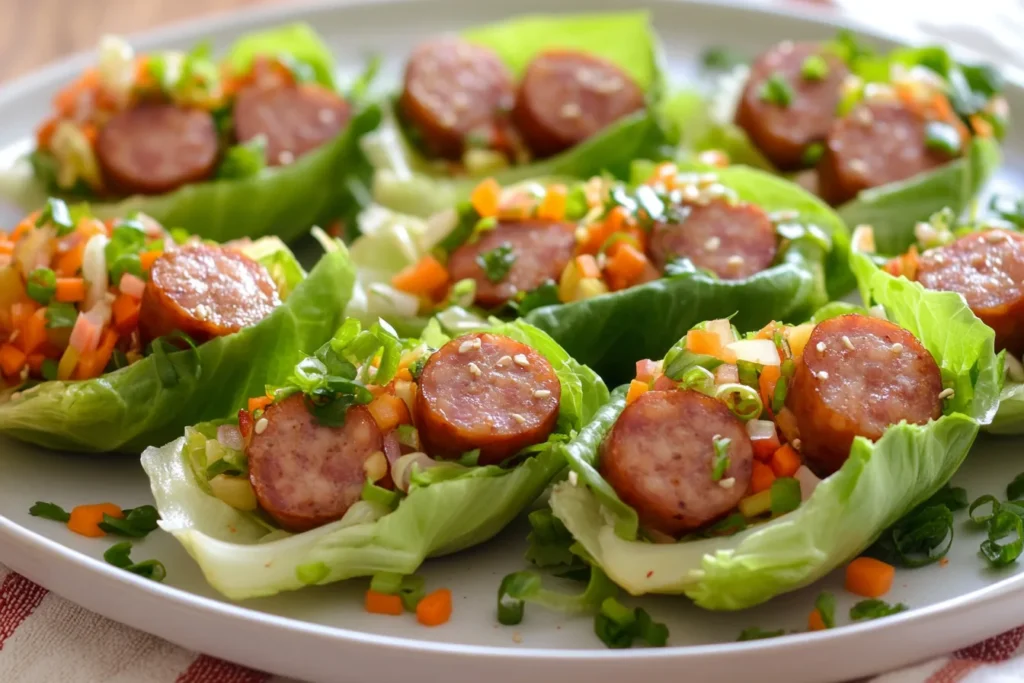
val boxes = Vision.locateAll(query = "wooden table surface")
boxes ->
[0,0,288,83]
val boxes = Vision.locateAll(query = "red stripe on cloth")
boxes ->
[926,659,982,683]
[954,625,1024,662]
[176,655,270,683]
[0,573,48,650]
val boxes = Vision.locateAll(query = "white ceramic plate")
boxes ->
[2,2,1024,682]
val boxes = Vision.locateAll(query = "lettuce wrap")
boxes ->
[541,251,1000,611]
[349,161,850,385]
[363,11,672,218]
[685,37,1003,256]
[140,318,607,600]
[0,236,356,453]
[0,24,381,244]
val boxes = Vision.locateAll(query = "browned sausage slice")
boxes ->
[512,50,645,158]
[399,38,515,160]
[447,219,576,308]
[96,104,219,195]
[817,101,957,205]
[248,395,383,532]
[786,314,943,476]
[648,200,778,279]
[415,332,561,465]
[599,389,754,536]
[735,42,849,171]
[234,83,352,166]
[139,245,280,343]
[916,229,1024,355]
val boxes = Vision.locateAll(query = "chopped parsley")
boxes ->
[711,435,731,481]
[759,72,794,107]
[849,599,907,621]
[801,55,829,81]
[814,591,836,629]
[35,197,74,235]
[476,243,517,283]
[924,121,962,157]
[45,302,78,328]
[802,142,825,166]
[26,267,57,305]
[737,627,785,641]
[29,501,70,523]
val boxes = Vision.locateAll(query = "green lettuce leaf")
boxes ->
[140,319,607,600]
[548,255,998,609]
[0,240,356,453]
[364,11,671,218]
[991,382,1024,435]
[224,22,338,89]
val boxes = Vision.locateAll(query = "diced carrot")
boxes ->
[844,557,896,598]
[391,255,449,296]
[754,321,780,341]
[17,308,48,355]
[626,379,649,405]
[750,461,776,494]
[247,395,274,414]
[74,329,117,379]
[578,206,628,255]
[648,161,678,186]
[365,589,404,616]
[55,243,85,277]
[80,123,99,145]
[470,177,501,218]
[55,277,86,303]
[416,588,453,626]
[10,214,37,242]
[770,444,801,478]
[10,301,39,330]
[696,149,730,168]
[36,117,59,149]
[112,293,141,334]
[605,243,650,291]
[66,502,123,538]
[367,393,411,432]
[750,424,782,461]
[0,344,27,377]
[537,184,567,221]
[758,365,781,412]
[686,329,724,358]
[574,254,601,280]
[139,250,163,271]
[396,367,413,382]
[970,114,994,138]
[27,353,46,375]
[0,241,13,256]
[808,609,827,631]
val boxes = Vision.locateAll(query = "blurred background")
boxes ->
[0,0,1021,82]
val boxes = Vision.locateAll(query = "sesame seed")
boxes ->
[459,337,481,354]
[255,418,269,435]
[849,159,868,175]
[568,470,579,486]
[513,354,530,367]
[842,335,854,350]
[727,255,746,267]
[815,371,829,381]
[938,388,955,400]
[496,355,512,368]
[194,303,211,321]
[533,389,552,398]
[985,231,1007,243]
[891,342,904,354]
[792,438,802,451]
[511,413,527,424]
[469,362,482,377]
[277,150,295,165]
[718,477,736,489]
[704,236,721,251]
[560,102,582,119]
[815,342,826,353]
[318,108,336,124]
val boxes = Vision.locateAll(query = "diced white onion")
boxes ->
[97,35,135,104]
[1006,354,1024,383]
[367,283,420,318]
[82,234,109,310]
[705,318,736,347]
[14,225,55,279]
[363,451,388,483]
[391,452,437,493]
[727,339,781,367]
[392,379,417,415]
[794,466,821,501]
[420,208,458,252]
[216,424,245,452]
[852,225,876,253]
[868,304,888,320]
[746,419,777,441]
[50,122,102,190]
[209,475,258,511]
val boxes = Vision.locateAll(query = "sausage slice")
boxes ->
[415,333,561,465]
[234,83,352,166]
[786,314,943,476]
[512,50,645,158]
[139,245,280,343]
[399,38,515,160]
[248,395,383,532]
[599,389,754,536]
[648,200,778,279]
[735,42,849,170]
[916,229,1024,355]
[447,219,576,308]
[96,104,219,195]
[817,101,957,205]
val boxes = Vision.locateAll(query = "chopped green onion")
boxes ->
[970,494,1000,524]
[36,197,74,235]
[600,597,635,627]
[370,572,404,595]
[924,484,969,512]
[715,383,763,421]
[399,574,427,612]
[681,366,714,395]
[773,330,793,360]
[103,541,166,582]
[759,72,794,107]
[594,599,668,649]
[361,481,400,509]
[801,55,829,81]
[849,599,907,621]
[97,505,160,538]
[737,627,785,641]
[41,358,58,381]
[26,267,57,305]
[870,504,954,568]
[169,227,191,244]
[924,121,962,156]
[1007,472,1024,501]
[634,608,669,647]
[780,358,796,377]
[815,591,836,629]
[705,512,748,537]
[395,424,419,449]
[45,302,77,329]
[711,436,731,481]
[476,242,516,283]
[29,501,70,522]
[801,142,825,166]
[981,510,1024,566]
[736,360,760,389]
[701,46,747,71]
[770,477,801,516]
[497,572,537,625]
[772,376,789,414]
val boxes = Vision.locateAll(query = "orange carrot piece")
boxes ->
[625,379,649,405]
[67,502,123,538]
[605,243,650,291]
[648,161,678,186]
[391,255,449,296]
[396,367,414,382]
[416,588,453,626]
[112,293,141,334]
[11,301,40,330]
[844,557,896,598]
[74,329,117,380]
[470,178,501,218]
[367,393,411,432]
[27,353,46,375]
[139,250,163,271]
[750,461,776,494]
[365,590,404,616]
[686,329,724,358]
[537,184,568,221]
[0,344,27,377]
[758,365,781,412]
[55,277,86,303]
[248,395,274,414]
[17,308,48,355]
[808,609,827,632]
[770,444,801,478]
[574,254,601,280]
